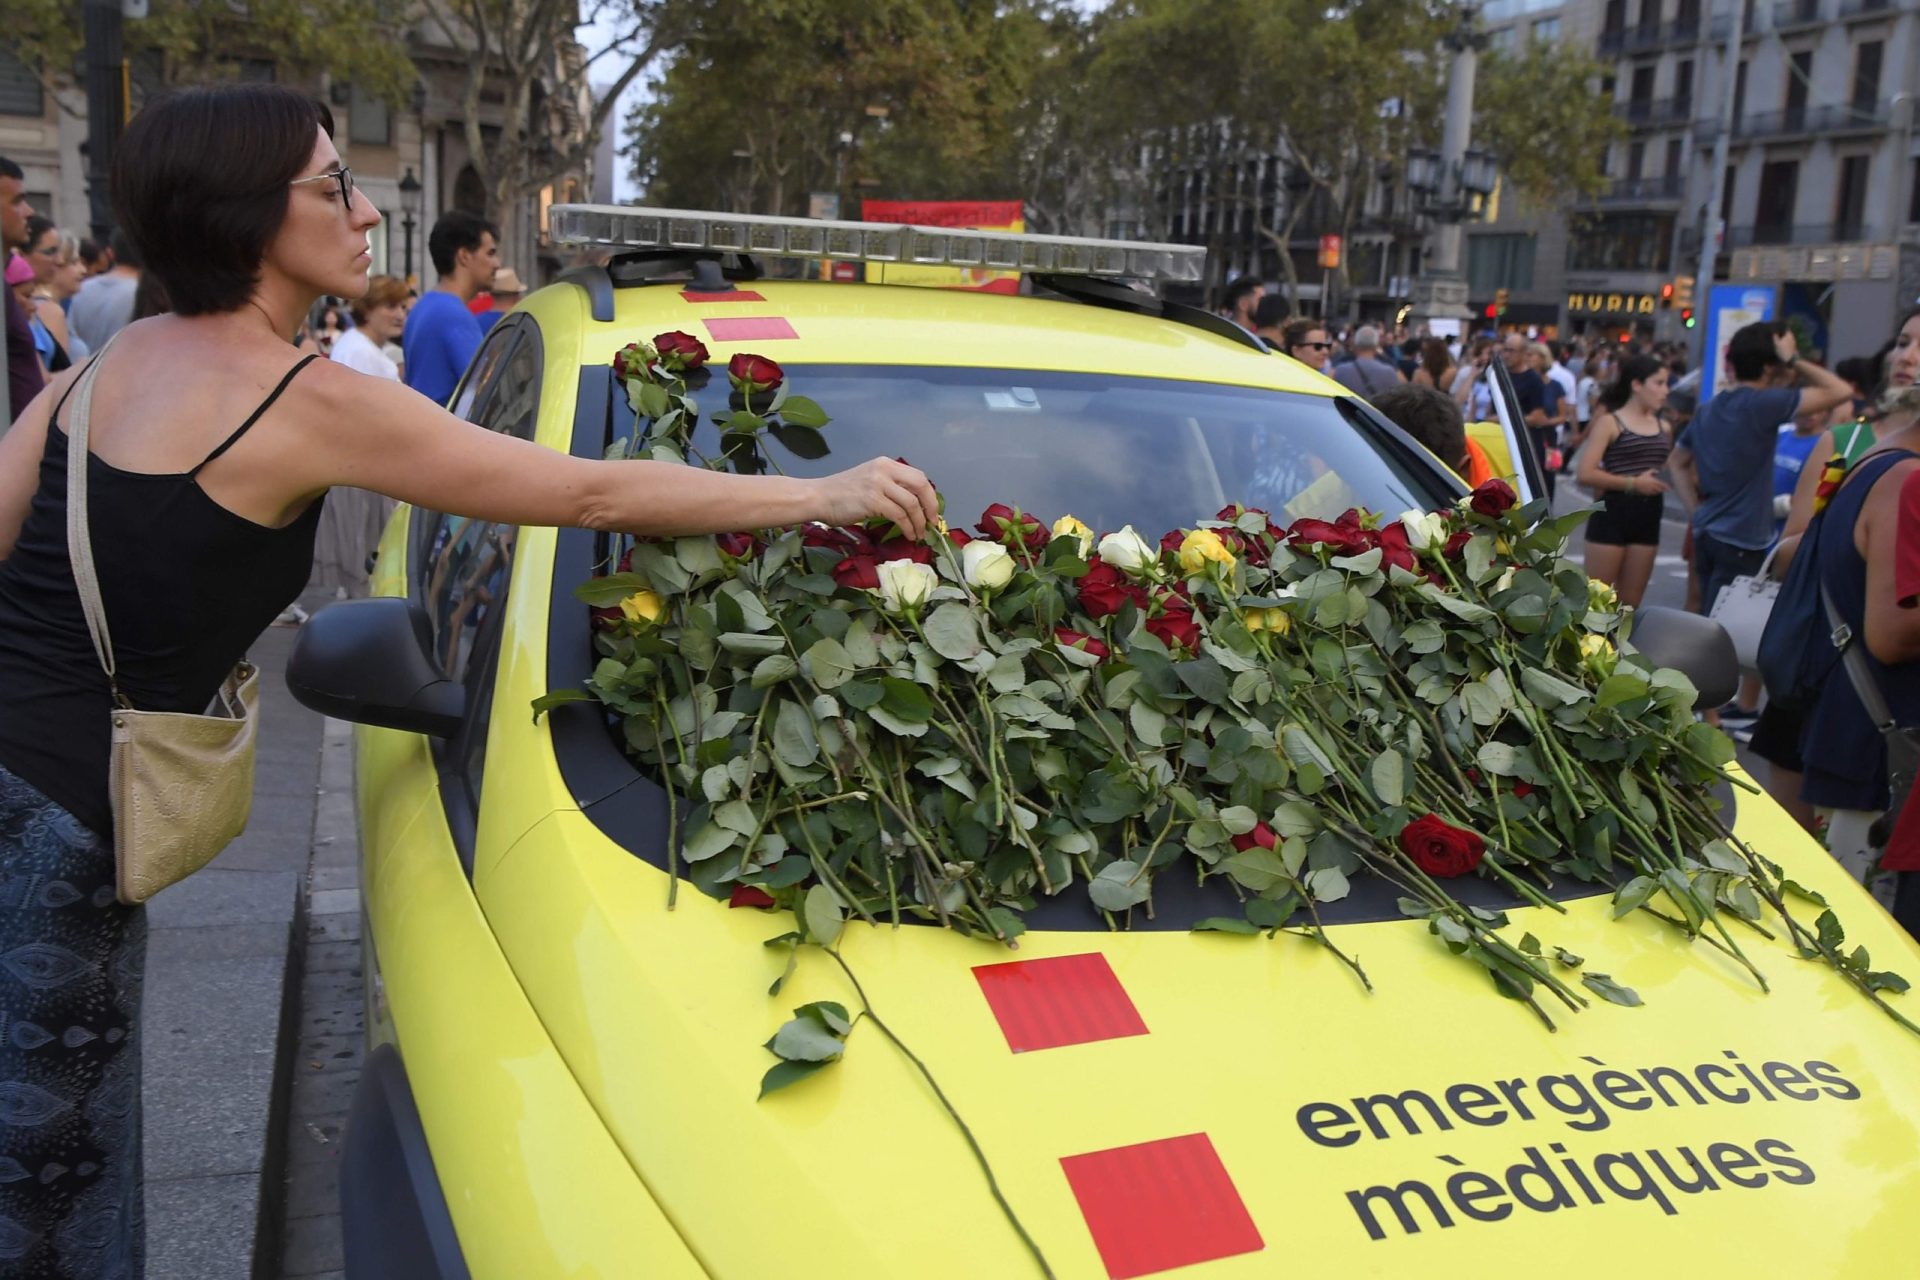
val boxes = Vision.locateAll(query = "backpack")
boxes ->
[1757,450,1915,712]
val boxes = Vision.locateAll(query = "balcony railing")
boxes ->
[1727,222,1885,247]
[1599,175,1689,203]
[1598,16,1705,56]
[1615,96,1694,127]
[1772,0,1825,29]
[1837,0,1892,18]
[1736,101,1891,138]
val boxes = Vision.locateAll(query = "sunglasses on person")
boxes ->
[1293,341,1334,351]
[290,166,355,207]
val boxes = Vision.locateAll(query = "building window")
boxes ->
[1567,214,1675,271]
[349,83,391,146]
[1674,59,1694,113]
[1835,154,1870,240]
[1604,0,1628,33]
[1467,234,1537,293]
[1733,60,1749,124]
[1488,25,1516,49]
[1665,138,1683,177]
[1532,16,1561,40]
[0,49,44,118]
[1853,41,1883,112]
[1910,159,1920,225]
[1627,141,1645,179]
[1755,159,1799,237]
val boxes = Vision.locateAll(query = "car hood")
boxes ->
[480,800,1920,1280]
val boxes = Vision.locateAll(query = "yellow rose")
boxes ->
[1495,537,1513,555]
[1245,607,1291,636]
[1587,578,1620,612]
[1178,528,1235,574]
[1578,632,1617,676]
[619,590,667,626]
[1051,515,1093,557]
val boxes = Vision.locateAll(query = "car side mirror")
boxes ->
[286,599,466,738]
[1627,605,1739,712]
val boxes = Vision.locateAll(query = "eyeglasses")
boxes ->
[1295,341,1334,351]
[290,166,355,208]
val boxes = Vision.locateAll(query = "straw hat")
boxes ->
[491,267,527,296]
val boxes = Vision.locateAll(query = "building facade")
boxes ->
[1467,0,1918,360]
[0,28,594,296]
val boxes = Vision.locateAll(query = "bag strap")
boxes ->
[1823,584,1897,733]
[62,338,126,706]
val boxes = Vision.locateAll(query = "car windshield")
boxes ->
[607,364,1453,529]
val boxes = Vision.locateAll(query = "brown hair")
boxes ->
[112,84,334,316]
[350,275,410,326]
[1419,338,1451,384]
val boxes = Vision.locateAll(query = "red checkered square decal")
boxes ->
[1060,1133,1264,1279]
[971,952,1148,1053]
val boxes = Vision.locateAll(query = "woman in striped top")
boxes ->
[1577,353,1673,607]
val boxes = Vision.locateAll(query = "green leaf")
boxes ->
[1402,620,1445,654]
[777,395,831,429]
[1816,909,1845,954]
[1520,667,1586,708]
[803,884,844,947]
[1782,879,1828,908]
[1519,932,1542,956]
[1128,700,1168,746]
[574,572,656,606]
[1304,866,1350,902]
[1611,874,1658,918]
[923,602,984,662]
[1280,725,1334,774]
[1596,672,1651,707]
[1174,655,1232,704]
[1088,861,1152,911]
[751,655,799,689]
[638,379,671,420]
[803,636,856,690]
[530,688,594,721]
[768,1016,845,1063]
[1224,845,1289,893]
[1581,972,1644,1007]
[1370,749,1405,807]
[719,632,787,656]
[1192,917,1261,935]
[1218,805,1259,836]
[1699,840,1747,874]
[1272,802,1320,838]
[773,701,819,768]
[879,677,935,724]
[682,820,738,863]
[758,1058,832,1099]
[713,800,758,834]
[1554,947,1585,968]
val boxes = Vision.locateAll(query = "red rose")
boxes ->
[728,885,776,909]
[1469,478,1518,518]
[975,503,1047,552]
[1078,560,1136,619]
[1158,528,1185,558]
[1286,518,1372,557]
[1442,529,1472,559]
[651,330,709,373]
[1145,602,1202,654]
[1335,508,1367,530]
[831,555,881,590]
[1230,821,1278,853]
[876,538,933,565]
[1374,522,1417,574]
[612,342,651,380]
[727,352,784,394]
[1054,628,1111,662]
[1512,782,1534,799]
[1398,814,1485,878]
[804,524,871,555]
[1463,768,1482,785]
[715,531,761,560]
[946,528,974,548]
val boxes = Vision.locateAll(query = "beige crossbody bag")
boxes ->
[64,347,259,905]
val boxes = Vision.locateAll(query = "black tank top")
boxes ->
[0,356,326,837]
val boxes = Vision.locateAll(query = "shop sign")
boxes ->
[1566,292,1657,316]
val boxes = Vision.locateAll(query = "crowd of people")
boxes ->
[1226,275,1919,938]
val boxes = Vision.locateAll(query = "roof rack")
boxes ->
[1029,273,1269,354]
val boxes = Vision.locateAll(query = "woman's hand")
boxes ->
[1630,472,1669,496]
[813,456,939,539]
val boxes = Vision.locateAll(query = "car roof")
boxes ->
[536,277,1346,394]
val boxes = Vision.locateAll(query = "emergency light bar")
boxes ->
[547,204,1206,284]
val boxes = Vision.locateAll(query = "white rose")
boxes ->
[961,540,1015,590]
[1493,565,1517,594]
[1097,525,1156,575]
[1399,510,1448,552]
[874,560,938,613]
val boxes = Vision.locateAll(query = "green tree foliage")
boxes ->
[0,0,417,107]
[1474,39,1625,211]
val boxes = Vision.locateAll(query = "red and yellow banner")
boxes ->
[860,199,1024,294]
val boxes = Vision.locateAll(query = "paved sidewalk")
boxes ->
[141,593,332,1278]
[274,716,363,1280]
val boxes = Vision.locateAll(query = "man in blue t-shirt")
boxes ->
[1679,322,1852,720]
[403,209,501,406]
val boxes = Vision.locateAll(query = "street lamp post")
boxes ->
[81,0,126,245]
[398,167,422,284]
[1406,2,1488,329]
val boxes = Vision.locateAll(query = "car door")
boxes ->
[1482,357,1549,504]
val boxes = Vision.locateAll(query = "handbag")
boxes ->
[64,345,259,905]
[1709,542,1782,673]
[1822,585,1920,850]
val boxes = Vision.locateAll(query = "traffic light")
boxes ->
[1660,282,1675,309]
[1681,307,1696,329]
[1494,287,1509,316]
[1674,275,1695,309]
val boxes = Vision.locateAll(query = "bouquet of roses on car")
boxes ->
[545,332,1914,1042]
